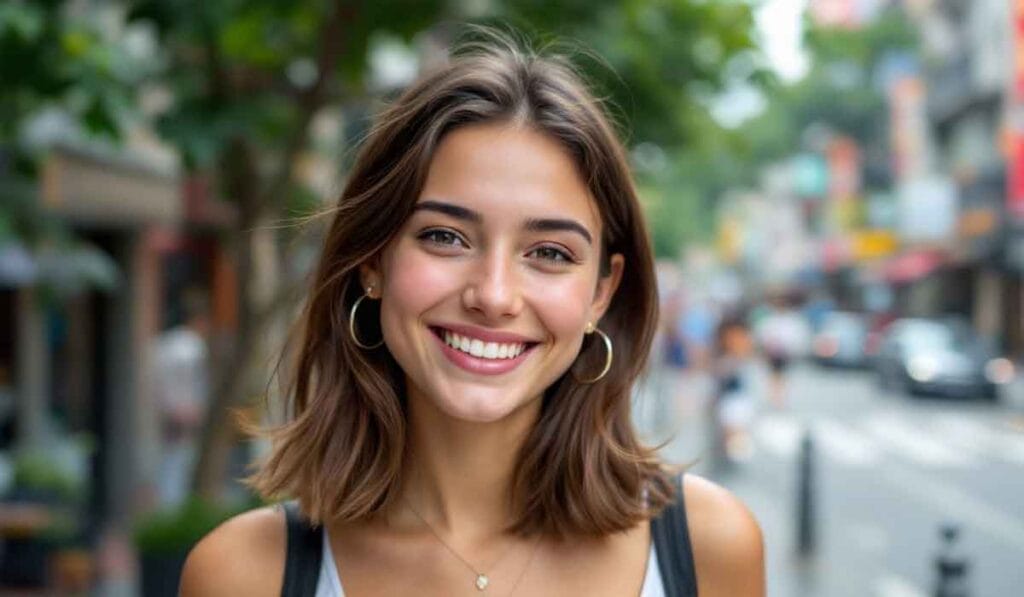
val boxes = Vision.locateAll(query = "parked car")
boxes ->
[874,318,1013,400]
[811,311,869,368]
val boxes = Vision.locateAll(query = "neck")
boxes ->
[398,390,542,540]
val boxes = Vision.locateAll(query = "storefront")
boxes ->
[14,143,181,530]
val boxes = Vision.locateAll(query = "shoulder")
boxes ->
[683,474,765,596]
[179,505,287,597]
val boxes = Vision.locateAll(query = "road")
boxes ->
[634,362,1024,597]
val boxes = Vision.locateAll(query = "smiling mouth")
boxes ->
[429,326,540,361]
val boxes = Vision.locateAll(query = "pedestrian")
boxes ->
[710,314,759,467]
[754,298,809,409]
[181,31,763,597]
[151,287,211,508]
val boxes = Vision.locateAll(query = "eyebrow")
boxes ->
[413,199,593,245]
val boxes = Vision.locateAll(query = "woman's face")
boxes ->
[361,122,623,423]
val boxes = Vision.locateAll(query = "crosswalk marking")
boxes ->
[753,414,802,458]
[860,412,976,468]
[755,416,884,467]
[813,419,881,467]
[750,411,1024,469]
[875,574,927,597]
[928,414,1024,466]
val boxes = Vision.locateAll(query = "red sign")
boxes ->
[1009,1,1024,219]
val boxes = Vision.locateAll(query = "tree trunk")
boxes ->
[188,1,352,502]
[191,138,261,501]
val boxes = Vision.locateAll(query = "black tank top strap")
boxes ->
[281,500,323,597]
[650,473,698,596]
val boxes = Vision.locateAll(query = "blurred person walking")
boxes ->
[180,33,764,597]
[754,299,809,409]
[680,298,718,373]
[151,287,211,508]
[710,314,760,468]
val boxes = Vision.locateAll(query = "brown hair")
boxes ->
[246,30,674,537]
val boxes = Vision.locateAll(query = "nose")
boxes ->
[462,249,523,320]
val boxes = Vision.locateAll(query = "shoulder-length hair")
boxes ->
[246,30,674,537]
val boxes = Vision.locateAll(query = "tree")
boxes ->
[740,6,919,188]
[1,1,145,245]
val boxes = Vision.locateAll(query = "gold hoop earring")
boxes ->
[349,287,384,350]
[573,323,612,384]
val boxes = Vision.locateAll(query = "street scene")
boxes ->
[636,360,1024,597]
[4,0,1024,594]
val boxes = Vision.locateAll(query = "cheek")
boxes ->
[378,244,464,333]
[526,275,595,337]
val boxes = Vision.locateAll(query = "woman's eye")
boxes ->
[529,246,574,263]
[419,229,466,247]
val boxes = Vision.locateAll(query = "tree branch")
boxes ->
[257,0,357,215]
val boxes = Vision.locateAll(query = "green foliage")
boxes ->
[0,178,64,246]
[738,6,920,192]
[494,0,766,147]
[133,497,253,555]
[127,0,445,171]
[639,140,748,258]
[804,7,918,69]
[0,1,147,147]
[10,450,85,503]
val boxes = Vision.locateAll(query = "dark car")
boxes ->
[811,311,869,368]
[875,318,1013,400]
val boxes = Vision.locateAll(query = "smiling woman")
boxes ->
[180,29,763,597]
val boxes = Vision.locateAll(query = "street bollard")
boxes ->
[934,523,969,597]
[796,427,815,557]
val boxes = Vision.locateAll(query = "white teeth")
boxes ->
[469,339,485,357]
[441,330,527,360]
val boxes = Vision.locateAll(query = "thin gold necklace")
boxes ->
[402,497,540,595]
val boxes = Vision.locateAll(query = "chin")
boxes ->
[429,386,535,424]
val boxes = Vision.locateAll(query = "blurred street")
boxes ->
[7,0,1024,594]
[636,361,1024,597]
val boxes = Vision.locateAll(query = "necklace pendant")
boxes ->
[475,574,489,591]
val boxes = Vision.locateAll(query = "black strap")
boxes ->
[280,490,696,597]
[651,474,698,596]
[281,501,323,597]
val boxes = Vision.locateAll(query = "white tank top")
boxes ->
[314,527,665,596]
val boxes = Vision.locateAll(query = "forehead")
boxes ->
[417,122,602,232]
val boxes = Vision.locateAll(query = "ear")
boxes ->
[589,253,624,324]
[358,256,384,297]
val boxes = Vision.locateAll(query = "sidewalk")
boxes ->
[93,526,137,597]
[634,364,855,597]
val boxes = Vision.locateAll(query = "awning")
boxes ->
[882,249,946,284]
[0,241,38,286]
[0,241,120,293]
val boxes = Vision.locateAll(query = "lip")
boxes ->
[429,326,539,376]
[431,323,541,344]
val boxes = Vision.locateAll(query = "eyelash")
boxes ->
[417,228,577,264]
[529,246,575,263]
[419,229,467,248]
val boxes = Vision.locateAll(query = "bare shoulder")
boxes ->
[179,505,287,597]
[683,474,765,597]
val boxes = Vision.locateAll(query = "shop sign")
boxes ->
[40,146,180,227]
[852,229,898,261]
[1008,1,1024,220]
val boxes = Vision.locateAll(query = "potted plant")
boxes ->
[0,448,87,588]
[134,497,252,597]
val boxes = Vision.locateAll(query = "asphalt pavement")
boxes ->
[634,361,1024,597]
